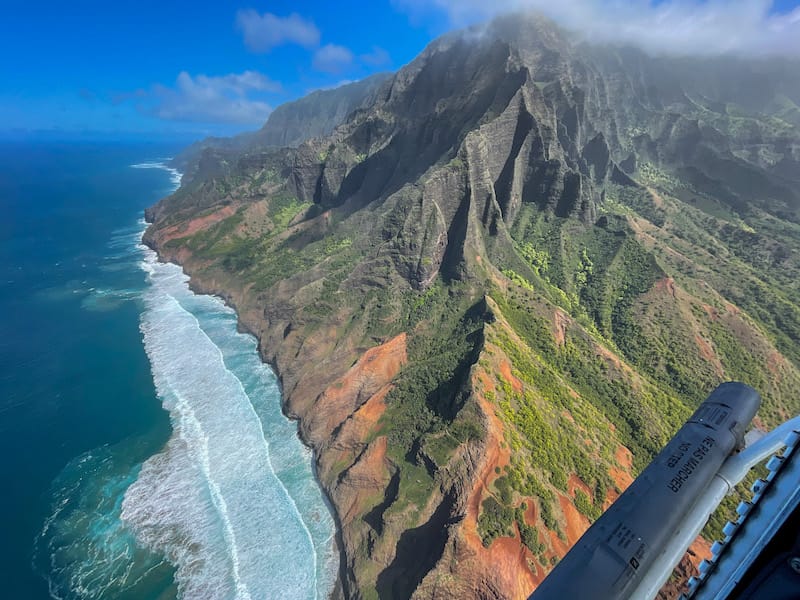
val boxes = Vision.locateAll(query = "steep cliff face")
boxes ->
[255,73,391,149]
[144,14,800,599]
[170,73,391,186]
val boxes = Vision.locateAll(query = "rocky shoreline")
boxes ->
[142,226,351,599]
[141,210,534,598]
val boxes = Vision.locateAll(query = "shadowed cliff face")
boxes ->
[167,74,391,189]
[144,14,800,600]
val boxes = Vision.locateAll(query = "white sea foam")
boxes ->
[38,162,337,599]
[33,446,170,600]
[80,287,141,311]
[78,222,151,310]
[130,161,182,189]
[121,245,337,600]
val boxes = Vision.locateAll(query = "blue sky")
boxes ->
[2,0,799,141]
[0,1,447,139]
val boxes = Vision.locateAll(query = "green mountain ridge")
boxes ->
[144,14,800,599]
[169,73,391,185]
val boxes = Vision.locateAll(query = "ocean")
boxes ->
[0,141,337,599]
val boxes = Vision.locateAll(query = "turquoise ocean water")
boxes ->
[0,142,337,599]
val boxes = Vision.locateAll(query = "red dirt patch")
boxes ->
[320,382,396,486]
[701,303,720,322]
[609,466,633,490]
[615,445,633,470]
[476,367,496,394]
[524,498,538,526]
[542,493,592,561]
[337,436,391,526]
[725,302,741,316]
[687,536,712,568]
[609,466,634,491]
[610,445,635,490]
[659,537,712,599]
[465,416,509,532]
[552,309,570,347]
[458,382,540,597]
[766,350,787,379]
[464,381,511,547]
[568,474,592,499]
[603,487,620,511]
[354,384,391,424]
[695,333,724,377]
[557,493,591,546]
[592,342,638,387]
[308,333,407,442]
[595,343,624,370]
[159,204,236,243]
[494,534,543,590]
[654,276,677,298]
[499,359,523,393]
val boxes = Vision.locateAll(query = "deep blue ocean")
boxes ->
[0,142,337,599]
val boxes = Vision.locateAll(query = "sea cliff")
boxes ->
[144,13,800,599]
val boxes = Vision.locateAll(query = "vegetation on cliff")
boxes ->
[145,14,800,599]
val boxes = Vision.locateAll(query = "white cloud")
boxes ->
[150,71,279,124]
[313,44,355,73]
[394,0,800,57]
[236,9,320,52]
[361,46,392,66]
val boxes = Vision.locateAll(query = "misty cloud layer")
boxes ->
[236,10,321,52]
[313,44,356,74]
[150,71,277,124]
[396,0,800,57]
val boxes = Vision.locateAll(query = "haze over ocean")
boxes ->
[0,142,336,599]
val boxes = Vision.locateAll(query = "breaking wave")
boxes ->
[123,247,337,599]
[34,163,337,599]
[130,161,182,189]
